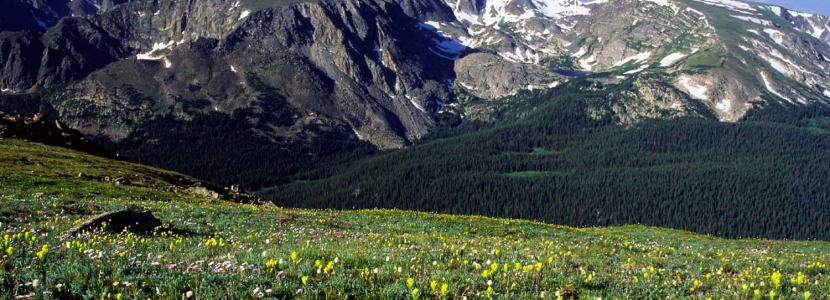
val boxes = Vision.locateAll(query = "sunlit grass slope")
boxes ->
[1,138,829,299]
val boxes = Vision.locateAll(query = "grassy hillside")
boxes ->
[2,138,830,299]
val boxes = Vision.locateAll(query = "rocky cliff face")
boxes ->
[1,0,830,186]
[0,0,131,33]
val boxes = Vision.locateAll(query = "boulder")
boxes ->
[62,208,162,237]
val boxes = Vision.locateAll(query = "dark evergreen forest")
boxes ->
[264,81,830,241]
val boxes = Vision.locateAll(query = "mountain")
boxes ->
[0,0,131,32]
[1,0,829,176]
[1,0,830,236]
[2,137,830,299]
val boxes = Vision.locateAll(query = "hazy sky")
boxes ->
[752,0,830,16]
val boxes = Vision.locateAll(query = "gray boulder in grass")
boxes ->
[63,208,162,237]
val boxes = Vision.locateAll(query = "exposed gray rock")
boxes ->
[455,53,561,99]
[62,208,162,237]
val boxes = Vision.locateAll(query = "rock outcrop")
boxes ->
[0,111,113,157]
[62,208,162,237]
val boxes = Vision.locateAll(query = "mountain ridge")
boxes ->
[1,0,830,189]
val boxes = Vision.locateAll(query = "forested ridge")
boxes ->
[264,81,830,241]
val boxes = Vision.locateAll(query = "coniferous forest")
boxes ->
[263,79,830,241]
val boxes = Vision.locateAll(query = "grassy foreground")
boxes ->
[1,138,830,299]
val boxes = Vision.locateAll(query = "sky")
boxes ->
[751,0,830,16]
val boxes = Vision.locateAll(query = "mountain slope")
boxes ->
[1,138,830,299]
[265,80,830,241]
[1,0,830,189]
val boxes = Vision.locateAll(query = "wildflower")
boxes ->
[441,283,449,296]
[277,271,285,279]
[36,245,48,260]
[55,284,63,289]
[407,278,415,289]
[265,289,272,294]
[804,291,811,300]
[486,286,494,298]
[769,290,776,300]
[6,246,12,256]
[771,271,782,289]
[291,252,300,263]
[301,276,309,285]
[116,293,122,300]
[32,280,39,288]
[430,280,438,291]
[295,289,302,295]
[487,280,493,286]
[412,288,421,299]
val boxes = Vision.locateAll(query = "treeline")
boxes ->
[266,86,830,241]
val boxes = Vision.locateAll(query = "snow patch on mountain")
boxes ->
[136,41,175,60]
[760,72,792,103]
[579,55,597,71]
[766,5,782,17]
[405,94,426,112]
[624,65,649,74]
[613,52,652,67]
[763,28,785,46]
[678,76,708,100]
[571,47,588,57]
[760,54,792,76]
[660,52,687,67]
[352,127,364,140]
[692,0,755,14]
[824,90,830,98]
[419,22,467,60]
[715,98,731,113]
[732,15,770,26]
[239,10,250,20]
[807,20,828,39]
[530,0,591,19]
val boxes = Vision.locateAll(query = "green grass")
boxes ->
[2,138,830,299]
[806,118,830,134]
